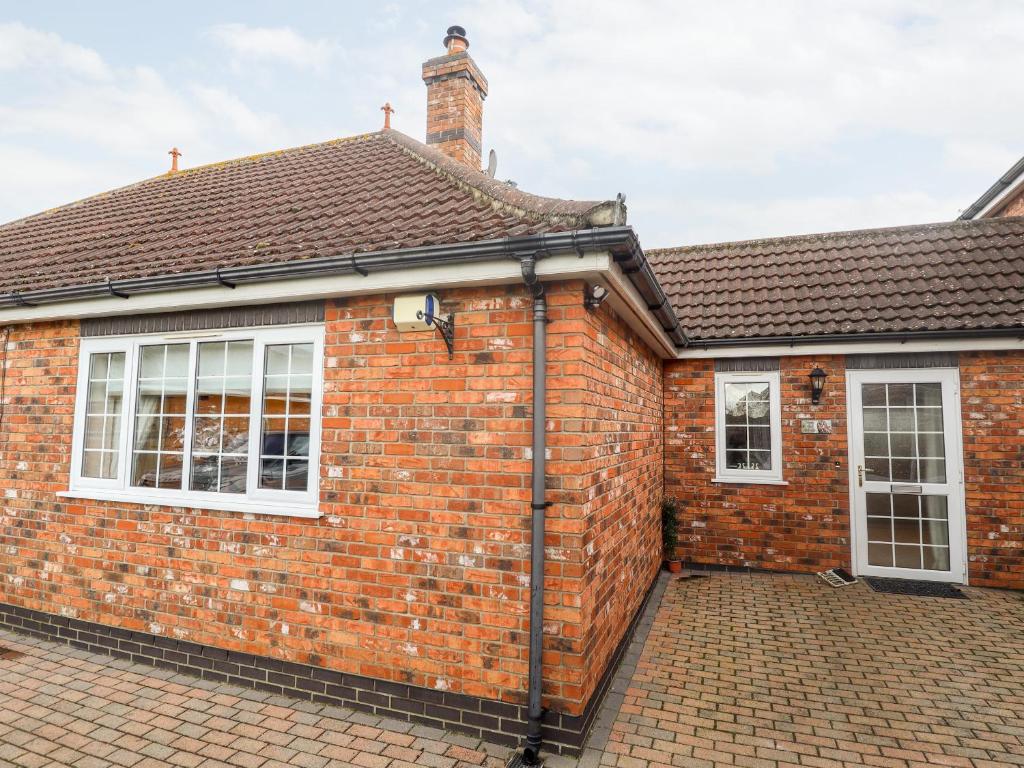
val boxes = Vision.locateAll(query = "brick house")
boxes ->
[0,24,1022,761]
[651,213,1024,590]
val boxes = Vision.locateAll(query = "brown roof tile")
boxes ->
[648,217,1024,342]
[0,129,616,295]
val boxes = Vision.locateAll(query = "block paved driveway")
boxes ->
[599,572,1024,768]
[2,573,1023,768]
[0,628,511,768]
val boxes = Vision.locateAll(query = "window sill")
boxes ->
[712,477,789,487]
[57,489,322,519]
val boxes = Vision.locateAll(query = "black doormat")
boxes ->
[864,577,967,599]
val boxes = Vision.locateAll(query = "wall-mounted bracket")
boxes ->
[417,310,455,359]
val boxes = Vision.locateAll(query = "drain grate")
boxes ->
[864,577,967,599]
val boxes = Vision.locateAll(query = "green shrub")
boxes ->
[662,496,679,560]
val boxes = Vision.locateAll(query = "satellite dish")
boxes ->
[486,149,497,178]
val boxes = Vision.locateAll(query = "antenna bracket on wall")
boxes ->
[417,310,455,359]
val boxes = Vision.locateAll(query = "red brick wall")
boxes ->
[996,188,1024,218]
[664,351,1024,588]
[960,350,1024,587]
[575,302,663,706]
[0,281,661,717]
[664,355,850,573]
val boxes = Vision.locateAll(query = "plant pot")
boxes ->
[665,560,682,574]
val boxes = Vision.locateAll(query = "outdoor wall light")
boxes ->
[584,283,609,310]
[809,367,828,405]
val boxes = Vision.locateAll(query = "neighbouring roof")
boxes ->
[0,129,619,296]
[648,217,1024,343]
[958,155,1024,220]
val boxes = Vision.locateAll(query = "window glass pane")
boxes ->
[721,380,774,474]
[915,383,942,406]
[920,496,948,519]
[893,518,920,544]
[724,426,746,449]
[916,408,943,432]
[189,340,253,494]
[892,495,919,518]
[81,352,125,479]
[888,408,915,431]
[867,517,891,541]
[919,458,946,483]
[132,343,189,488]
[894,544,922,569]
[890,458,918,483]
[265,346,290,375]
[860,381,948,488]
[918,432,945,458]
[868,543,893,567]
[866,493,891,516]
[863,433,888,457]
[864,457,890,481]
[887,384,914,406]
[259,343,315,491]
[922,547,950,571]
[862,384,887,407]
[862,408,887,431]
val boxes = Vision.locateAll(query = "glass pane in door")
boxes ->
[865,493,951,571]
[861,383,946,483]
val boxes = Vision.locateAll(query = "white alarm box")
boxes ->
[393,293,441,332]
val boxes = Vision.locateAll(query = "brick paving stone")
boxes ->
[2,573,1020,768]
[601,573,1024,768]
[0,628,513,768]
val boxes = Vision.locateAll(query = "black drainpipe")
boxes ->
[520,254,547,765]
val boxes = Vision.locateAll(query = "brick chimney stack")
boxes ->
[422,26,488,169]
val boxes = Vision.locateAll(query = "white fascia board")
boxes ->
[678,336,1024,359]
[975,176,1024,218]
[0,249,680,357]
[598,258,679,357]
[0,253,602,324]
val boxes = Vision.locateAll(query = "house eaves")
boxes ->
[958,155,1024,220]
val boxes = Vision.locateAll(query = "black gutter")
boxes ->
[0,227,690,348]
[606,229,690,349]
[958,155,1024,220]
[689,326,1024,349]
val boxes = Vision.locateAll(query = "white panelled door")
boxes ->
[848,369,967,583]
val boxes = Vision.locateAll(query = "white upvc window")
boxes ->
[65,325,324,518]
[714,371,784,485]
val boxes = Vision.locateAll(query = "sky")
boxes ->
[1,0,1022,248]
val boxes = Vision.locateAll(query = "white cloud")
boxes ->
[637,190,965,247]
[0,22,109,78]
[191,86,288,145]
[207,23,337,73]
[0,25,294,222]
[0,144,112,219]
[459,0,1024,175]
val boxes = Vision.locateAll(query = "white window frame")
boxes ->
[713,371,785,485]
[63,324,325,518]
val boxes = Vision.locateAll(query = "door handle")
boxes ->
[857,465,864,487]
